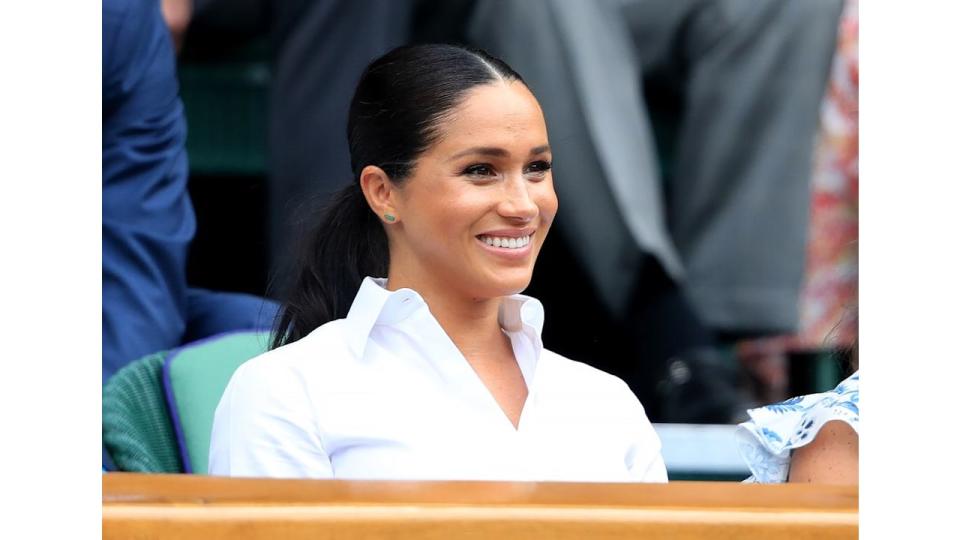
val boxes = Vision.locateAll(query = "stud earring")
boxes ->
[384,214,396,222]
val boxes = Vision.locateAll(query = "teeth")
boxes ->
[479,235,531,249]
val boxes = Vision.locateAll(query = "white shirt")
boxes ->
[209,277,667,482]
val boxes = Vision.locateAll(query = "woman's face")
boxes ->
[390,81,558,300]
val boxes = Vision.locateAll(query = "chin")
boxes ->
[480,271,534,298]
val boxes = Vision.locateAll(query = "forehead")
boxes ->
[432,82,548,153]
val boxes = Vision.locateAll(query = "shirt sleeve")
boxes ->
[619,381,669,482]
[736,371,859,483]
[208,360,333,478]
[629,447,668,482]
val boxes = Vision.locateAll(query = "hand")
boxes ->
[160,0,193,53]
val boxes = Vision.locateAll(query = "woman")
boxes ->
[209,44,666,482]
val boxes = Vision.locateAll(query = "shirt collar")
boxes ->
[344,276,545,360]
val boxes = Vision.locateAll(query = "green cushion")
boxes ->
[164,331,271,474]
[102,352,183,473]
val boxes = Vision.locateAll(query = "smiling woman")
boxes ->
[208,44,666,483]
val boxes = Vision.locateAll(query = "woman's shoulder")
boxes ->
[537,349,658,445]
[736,371,860,483]
[538,348,638,397]
[742,371,859,438]
[231,319,355,383]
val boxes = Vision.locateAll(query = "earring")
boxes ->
[384,213,396,222]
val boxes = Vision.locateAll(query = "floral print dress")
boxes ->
[736,371,859,483]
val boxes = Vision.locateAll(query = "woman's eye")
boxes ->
[463,164,496,177]
[524,160,552,176]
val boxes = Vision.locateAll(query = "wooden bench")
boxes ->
[103,473,857,539]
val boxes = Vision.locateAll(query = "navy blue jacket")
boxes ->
[102,0,195,383]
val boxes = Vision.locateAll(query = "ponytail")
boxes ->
[271,182,388,349]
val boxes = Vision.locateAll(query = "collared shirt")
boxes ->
[209,277,667,482]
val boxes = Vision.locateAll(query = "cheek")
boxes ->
[405,187,485,241]
[535,182,559,226]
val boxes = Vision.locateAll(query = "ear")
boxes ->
[359,165,400,224]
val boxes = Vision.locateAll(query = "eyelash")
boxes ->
[526,160,552,175]
[461,160,552,179]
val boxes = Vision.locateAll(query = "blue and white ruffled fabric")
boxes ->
[736,371,859,483]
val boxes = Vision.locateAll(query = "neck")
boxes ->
[385,270,508,359]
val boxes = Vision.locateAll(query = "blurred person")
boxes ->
[737,0,859,403]
[466,0,844,422]
[103,0,278,386]
[166,0,415,294]
[209,44,667,482]
[267,0,414,280]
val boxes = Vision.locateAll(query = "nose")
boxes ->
[498,176,539,222]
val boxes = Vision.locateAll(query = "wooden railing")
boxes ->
[103,473,858,539]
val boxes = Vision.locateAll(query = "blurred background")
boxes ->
[104,0,858,476]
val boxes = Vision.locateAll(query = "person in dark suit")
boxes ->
[172,0,416,290]
[103,0,277,386]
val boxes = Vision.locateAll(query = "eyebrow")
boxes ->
[448,144,551,161]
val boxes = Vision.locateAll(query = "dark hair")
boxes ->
[272,44,525,349]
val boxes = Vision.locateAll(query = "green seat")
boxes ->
[102,352,183,473]
[163,331,271,474]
